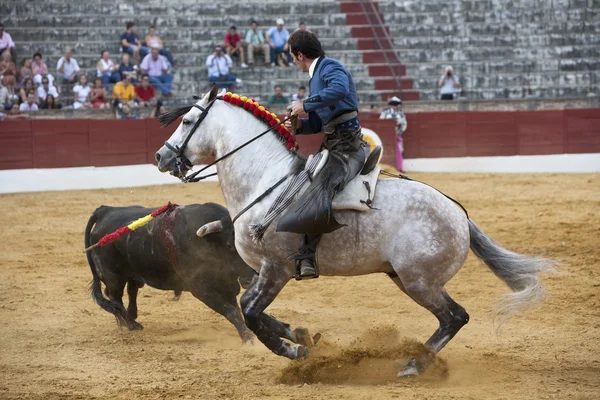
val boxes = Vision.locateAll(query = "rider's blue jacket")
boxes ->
[298,57,359,134]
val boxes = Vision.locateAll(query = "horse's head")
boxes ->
[155,85,222,178]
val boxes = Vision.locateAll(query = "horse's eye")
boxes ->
[182,119,191,126]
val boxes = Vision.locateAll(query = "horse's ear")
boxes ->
[208,84,219,102]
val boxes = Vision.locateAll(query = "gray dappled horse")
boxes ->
[155,86,554,377]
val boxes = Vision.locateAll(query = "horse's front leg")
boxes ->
[240,262,308,360]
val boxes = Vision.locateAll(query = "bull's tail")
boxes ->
[85,210,129,327]
[468,220,556,328]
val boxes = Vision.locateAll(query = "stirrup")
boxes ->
[294,254,320,281]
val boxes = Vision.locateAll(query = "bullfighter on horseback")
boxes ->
[281,30,372,280]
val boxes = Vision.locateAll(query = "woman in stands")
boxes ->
[19,78,37,104]
[32,52,54,86]
[97,50,121,87]
[144,26,176,67]
[0,51,17,98]
[40,94,62,110]
[72,75,92,110]
[89,77,110,109]
[19,58,33,87]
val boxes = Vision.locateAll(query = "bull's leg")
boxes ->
[190,283,254,343]
[106,280,143,331]
[240,263,307,360]
[126,280,139,320]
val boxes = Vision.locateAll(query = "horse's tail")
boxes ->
[468,219,556,327]
[85,209,128,327]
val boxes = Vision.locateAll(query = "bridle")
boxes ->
[163,96,293,183]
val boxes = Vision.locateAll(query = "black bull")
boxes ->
[84,203,256,342]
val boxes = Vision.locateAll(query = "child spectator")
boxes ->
[144,26,176,67]
[0,51,16,97]
[140,47,173,97]
[19,91,38,112]
[225,26,248,68]
[291,85,307,101]
[112,75,138,107]
[32,52,54,86]
[89,78,110,109]
[97,50,121,86]
[0,23,16,62]
[19,58,33,86]
[268,85,289,105]
[37,76,59,103]
[19,78,37,104]
[119,53,138,84]
[120,22,149,64]
[135,74,156,107]
[55,48,81,91]
[40,94,62,110]
[266,19,291,67]
[206,46,236,90]
[72,75,92,110]
[245,20,270,66]
[119,103,138,120]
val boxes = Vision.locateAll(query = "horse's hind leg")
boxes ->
[389,275,469,377]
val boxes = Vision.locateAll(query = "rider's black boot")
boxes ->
[294,234,321,280]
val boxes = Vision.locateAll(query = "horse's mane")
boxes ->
[158,105,192,127]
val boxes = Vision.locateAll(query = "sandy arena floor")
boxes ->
[0,172,599,399]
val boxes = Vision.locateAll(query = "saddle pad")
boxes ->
[332,166,381,212]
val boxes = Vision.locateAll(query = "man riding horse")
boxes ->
[282,30,370,279]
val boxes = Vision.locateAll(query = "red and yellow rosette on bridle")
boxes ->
[83,202,178,253]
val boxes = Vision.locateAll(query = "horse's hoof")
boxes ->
[242,333,256,345]
[293,344,309,360]
[312,332,322,345]
[294,328,315,347]
[128,322,144,331]
[398,359,419,378]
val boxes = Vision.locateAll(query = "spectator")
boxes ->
[144,26,176,67]
[150,99,166,119]
[225,26,248,68]
[206,46,236,90]
[0,23,16,62]
[140,47,173,97]
[295,21,311,32]
[0,82,12,111]
[36,76,59,103]
[97,50,121,86]
[89,77,110,109]
[119,103,138,120]
[119,53,138,84]
[112,75,138,107]
[19,78,37,104]
[19,91,38,112]
[32,52,54,86]
[266,19,291,67]
[0,51,16,97]
[121,22,149,64]
[55,48,81,91]
[72,75,92,110]
[379,96,407,137]
[245,20,270,67]
[40,94,62,110]
[438,65,461,100]
[291,85,307,101]
[19,58,33,86]
[268,85,289,105]
[135,74,156,107]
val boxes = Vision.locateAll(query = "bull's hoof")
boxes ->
[398,359,419,378]
[294,328,321,348]
[171,294,181,302]
[128,321,144,331]
[293,344,309,360]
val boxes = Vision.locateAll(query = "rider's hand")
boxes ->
[290,101,304,116]
[284,112,301,132]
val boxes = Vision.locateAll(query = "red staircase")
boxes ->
[340,1,419,102]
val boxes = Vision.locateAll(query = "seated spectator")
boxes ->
[149,99,166,119]
[0,82,12,111]
[245,20,270,67]
[295,21,311,32]
[55,48,81,91]
[438,65,461,100]
[97,50,121,86]
[0,23,16,63]
[379,96,407,137]
[89,78,110,109]
[266,19,291,67]
[119,53,138,84]
[119,103,138,120]
[225,26,248,68]
[140,47,173,97]
[268,85,289,105]
[206,46,236,90]
[0,51,16,97]
[291,85,307,101]
[19,78,37,104]
[72,75,92,110]
[19,58,33,86]
[40,94,62,110]
[112,75,138,107]
[19,91,38,112]
[135,74,156,107]
[121,22,149,64]
[32,52,54,86]
[144,26,175,67]
[37,76,59,103]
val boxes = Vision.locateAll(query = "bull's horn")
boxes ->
[196,220,224,237]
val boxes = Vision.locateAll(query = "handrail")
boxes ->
[358,0,404,98]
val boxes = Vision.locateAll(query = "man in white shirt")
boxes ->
[245,20,270,66]
[56,48,81,91]
[19,92,39,112]
[37,77,59,103]
[206,46,237,90]
[141,47,173,96]
[438,65,461,100]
